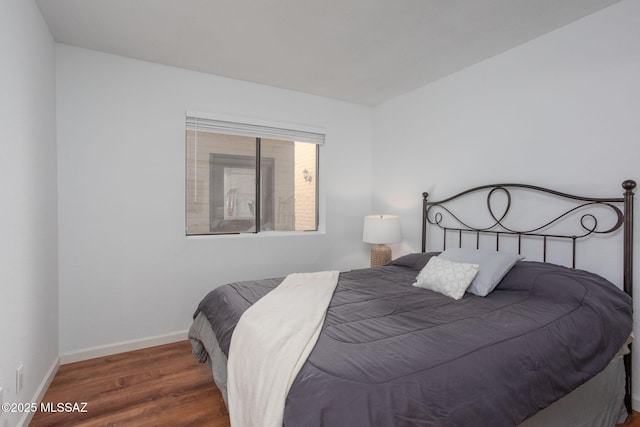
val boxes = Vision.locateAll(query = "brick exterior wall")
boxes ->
[294,142,317,231]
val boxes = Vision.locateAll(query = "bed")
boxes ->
[189,180,636,426]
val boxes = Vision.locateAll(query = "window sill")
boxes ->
[186,230,324,240]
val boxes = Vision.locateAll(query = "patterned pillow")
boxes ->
[413,256,479,300]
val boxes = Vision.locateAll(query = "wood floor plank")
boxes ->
[30,341,229,427]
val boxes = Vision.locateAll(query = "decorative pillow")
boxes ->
[438,248,523,297]
[413,256,479,300]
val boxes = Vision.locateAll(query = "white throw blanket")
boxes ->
[227,270,340,427]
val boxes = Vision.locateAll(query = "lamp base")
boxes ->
[371,244,392,268]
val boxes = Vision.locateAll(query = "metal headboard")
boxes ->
[421,179,636,411]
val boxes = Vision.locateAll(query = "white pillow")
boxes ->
[438,248,523,297]
[413,256,479,300]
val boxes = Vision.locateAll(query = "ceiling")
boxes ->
[36,0,619,106]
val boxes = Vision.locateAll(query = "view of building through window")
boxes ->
[186,127,318,235]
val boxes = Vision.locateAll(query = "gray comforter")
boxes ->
[194,253,632,426]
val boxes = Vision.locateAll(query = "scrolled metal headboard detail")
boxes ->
[422,181,635,281]
[428,184,625,237]
[421,179,636,412]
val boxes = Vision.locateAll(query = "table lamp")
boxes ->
[363,215,402,267]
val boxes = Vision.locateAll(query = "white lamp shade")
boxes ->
[363,215,402,244]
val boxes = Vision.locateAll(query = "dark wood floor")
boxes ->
[30,340,640,426]
[624,412,640,427]
[30,341,229,426]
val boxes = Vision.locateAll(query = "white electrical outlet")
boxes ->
[16,364,24,393]
[0,386,3,405]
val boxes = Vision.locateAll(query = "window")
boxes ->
[185,113,322,235]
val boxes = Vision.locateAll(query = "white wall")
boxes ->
[373,0,640,406]
[0,0,58,425]
[56,45,373,354]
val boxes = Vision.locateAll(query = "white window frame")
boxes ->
[185,111,326,237]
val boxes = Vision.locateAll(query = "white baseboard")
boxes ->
[59,330,188,365]
[633,393,640,412]
[17,356,60,427]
